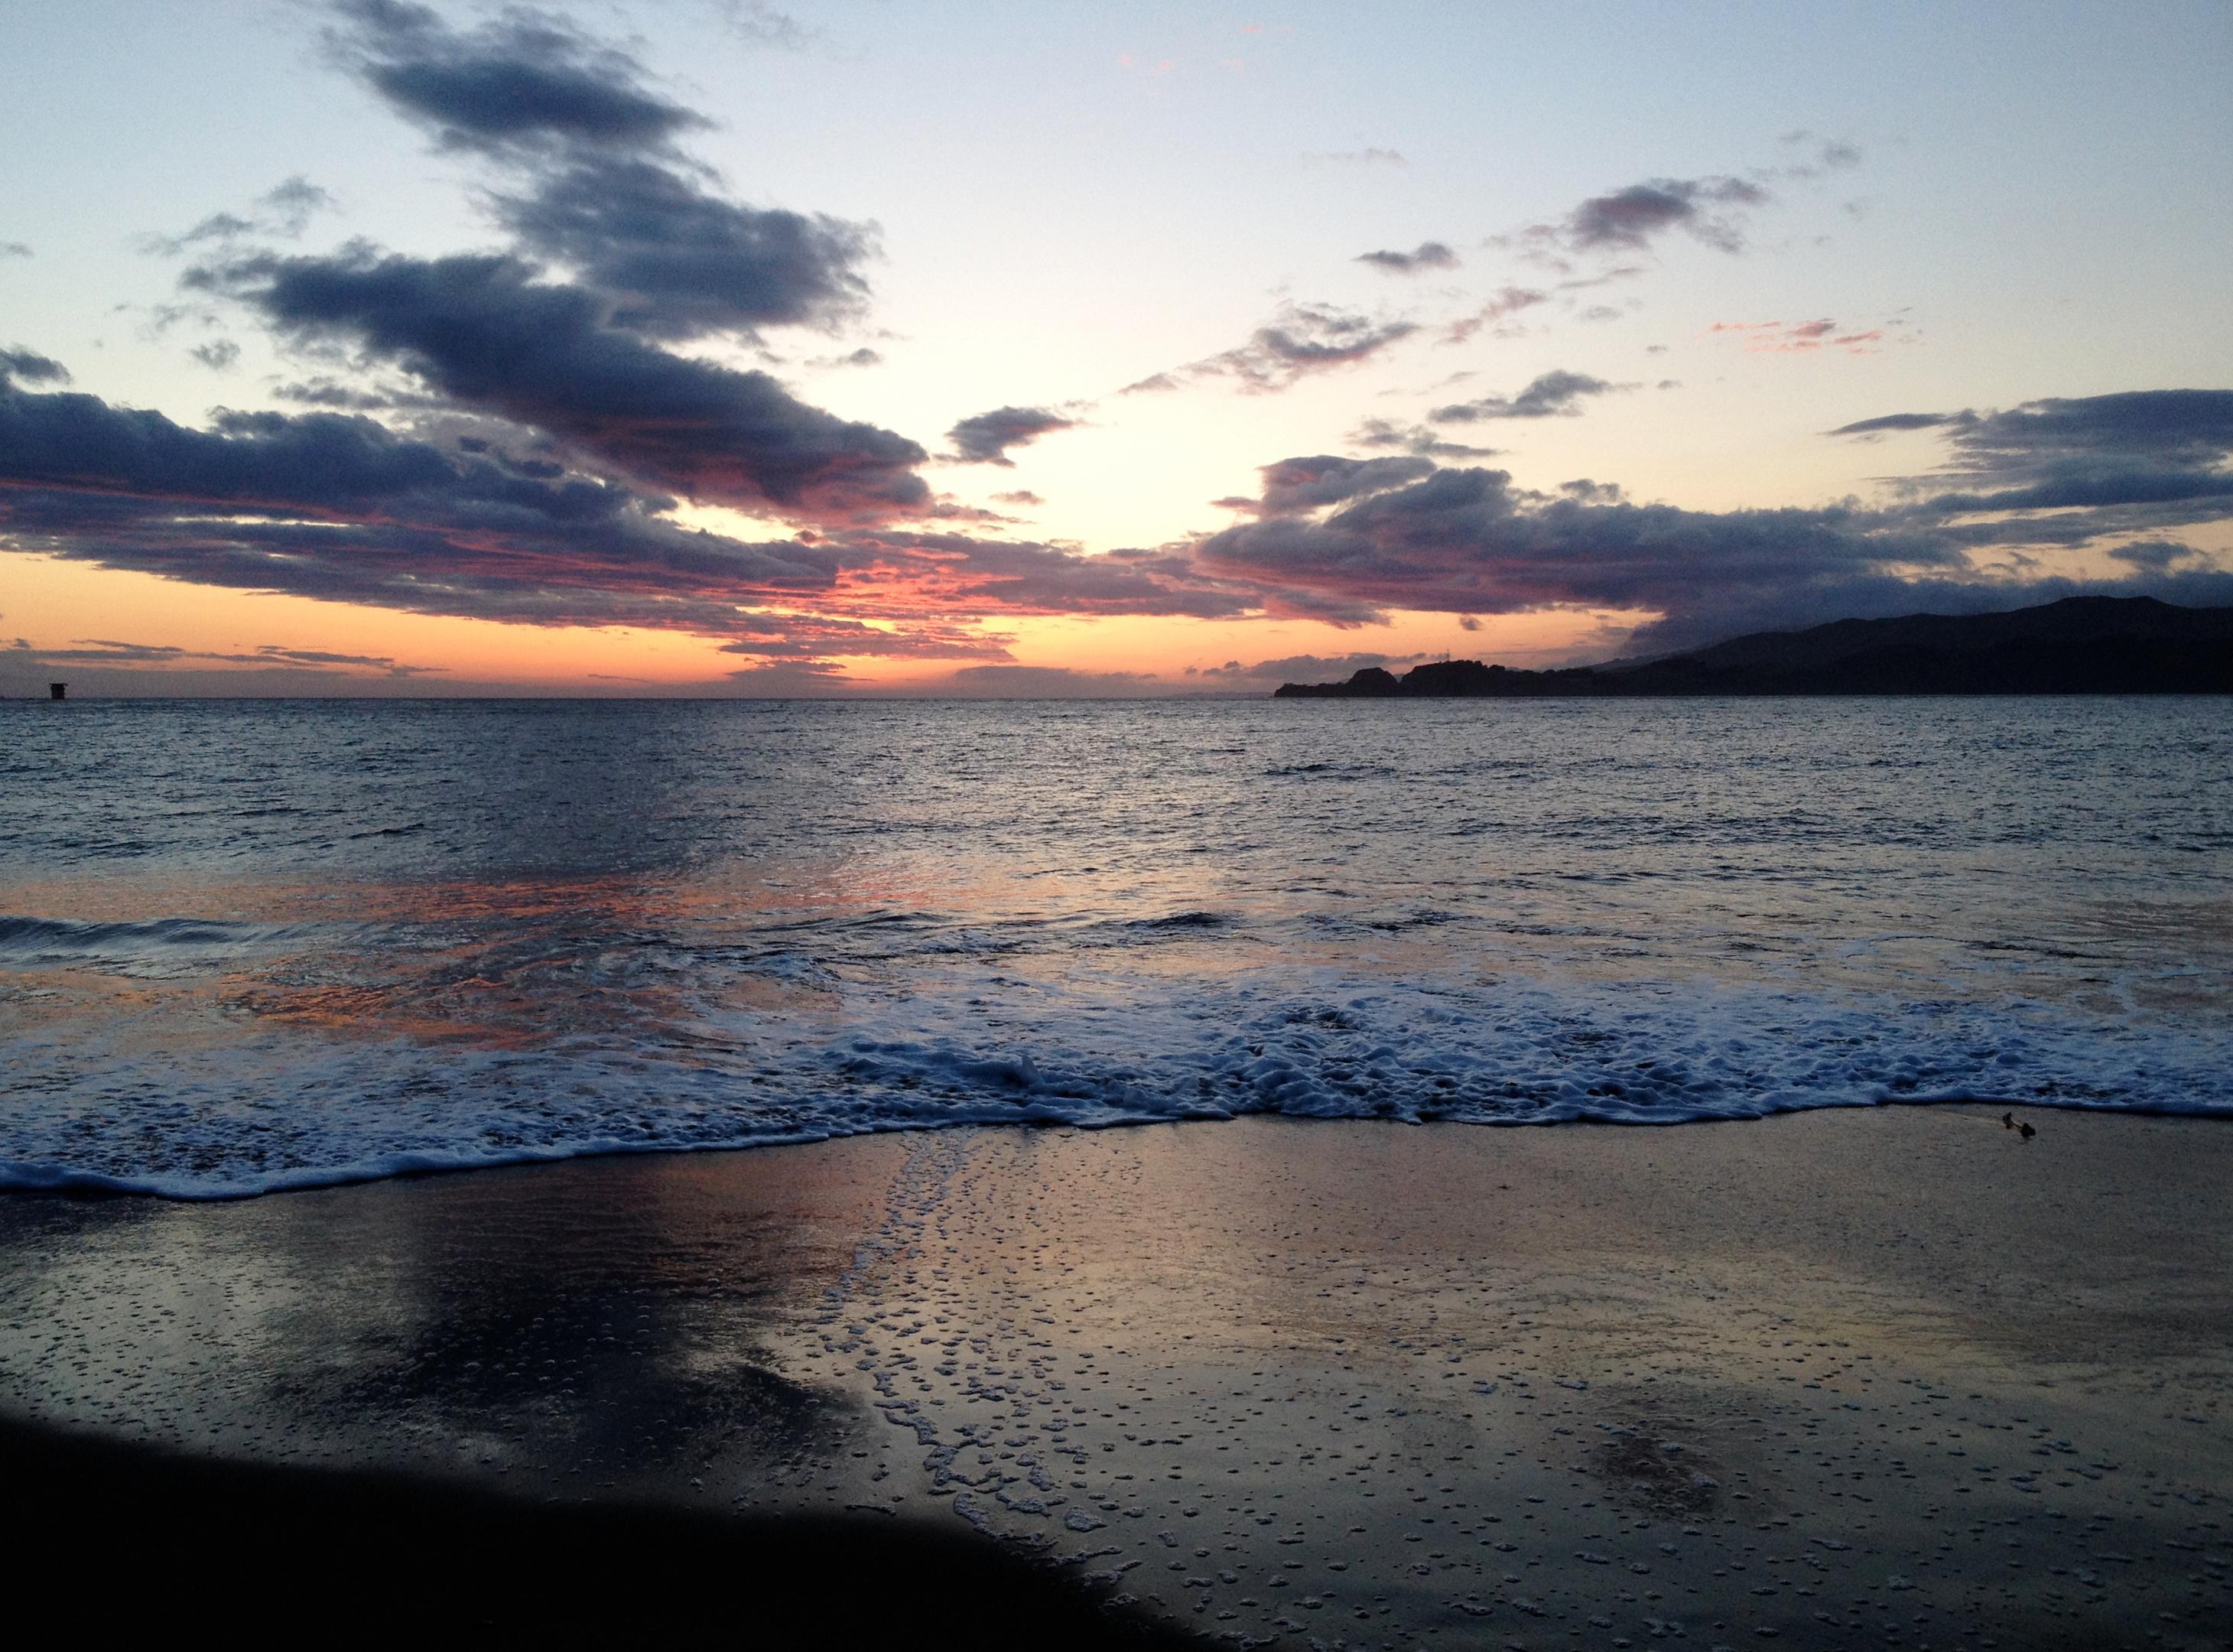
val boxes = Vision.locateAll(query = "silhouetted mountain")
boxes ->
[1273,597,2233,698]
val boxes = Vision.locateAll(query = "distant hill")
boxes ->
[1273,596,2233,698]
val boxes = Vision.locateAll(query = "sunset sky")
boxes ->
[3,0,2229,694]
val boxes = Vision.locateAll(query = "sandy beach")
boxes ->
[4,1107,2228,1647]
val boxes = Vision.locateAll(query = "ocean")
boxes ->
[2,695,2228,1197]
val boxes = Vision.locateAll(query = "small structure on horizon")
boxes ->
[49,682,67,701]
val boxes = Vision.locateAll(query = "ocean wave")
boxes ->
[0,914,306,957]
[1,968,2222,1200]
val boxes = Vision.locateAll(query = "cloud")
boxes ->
[990,489,1042,506]
[1710,317,1890,355]
[139,213,256,257]
[331,2,876,345]
[1227,454,1437,517]
[824,530,1260,620]
[1305,148,1407,167]
[262,177,337,235]
[7,633,444,683]
[933,664,1162,697]
[1126,302,1418,395]
[9,636,438,677]
[331,0,709,157]
[944,405,1077,466]
[0,361,845,631]
[713,611,1009,660]
[1347,418,1500,460]
[2108,538,2209,571]
[1828,411,1968,438]
[1196,649,1425,687]
[1186,389,2233,651]
[1193,460,1960,640]
[197,248,929,522]
[712,2,813,50]
[270,377,419,411]
[0,242,31,259]
[1430,370,1626,423]
[1564,175,1769,254]
[1442,285,1550,346]
[140,177,336,257]
[190,339,241,371]
[1776,132,1864,180]
[1909,389,2233,515]
[490,155,876,341]
[1357,241,1458,275]
[0,347,70,384]
[1497,174,1773,269]
[0,366,1260,654]
[721,657,854,693]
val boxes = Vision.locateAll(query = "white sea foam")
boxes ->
[1,961,2222,1198]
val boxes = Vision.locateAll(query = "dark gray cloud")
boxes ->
[1188,388,2233,652]
[141,213,255,256]
[0,362,843,631]
[1500,174,1772,268]
[1828,411,1967,437]
[336,1,875,344]
[1126,303,1419,395]
[262,177,337,235]
[197,248,928,522]
[713,613,1009,661]
[945,405,1077,466]
[491,156,875,340]
[1,347,70,384]
[332,0,708,156]
[1913,390,2233,513]
[1431,370,1625,423]
[1347,417,1500,460]
[1357,241,1458,275]
[1195,462,1958,639]
[140,177,336,257]
[0,367,1259,654]
[18,637,437,675]
[190,339,241,371]
[1565,176,1768,254]
[1221,454,1437,518]
[0,242,31,259]
[2108,538,2209,571]
[271,376,420,411]
[824,529,1260,621]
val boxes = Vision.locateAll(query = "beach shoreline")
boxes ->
[5,1107,2228,1647]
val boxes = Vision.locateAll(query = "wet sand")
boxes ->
[3,1107,2229,1647]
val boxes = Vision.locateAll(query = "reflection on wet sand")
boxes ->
[0,1138,911,1500]
[7,1110,2228,1646]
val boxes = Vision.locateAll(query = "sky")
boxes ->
[2,0,2229,696]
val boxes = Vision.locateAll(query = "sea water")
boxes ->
[2,695,2227,1196]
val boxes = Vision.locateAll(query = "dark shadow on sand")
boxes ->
[2,1413,1202,1648]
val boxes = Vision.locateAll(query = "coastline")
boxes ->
[4,1107,2229,1646]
